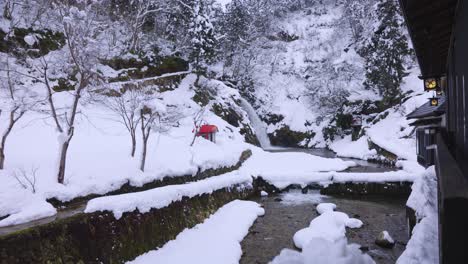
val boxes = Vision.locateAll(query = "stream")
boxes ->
[241,190,408,264]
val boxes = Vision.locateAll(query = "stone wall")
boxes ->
[48,149,252,208]
[0,187,255,264]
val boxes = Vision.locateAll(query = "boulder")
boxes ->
[375,230,395,249]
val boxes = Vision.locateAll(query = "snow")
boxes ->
[0,170,56,227]
[330,136,377,160]
[382,231,395,244]
[260,191,269,197]
[23,35,37,46]
[280,190,327,205]
[397,166,439,264]
[85,171,252,219]
[126,200,264,264]
[271,238,375,264]
[0,74,252,226]
[316,203,336,214]
[240,148,356,186]
[271,202,373,264]
[293,203,363,248]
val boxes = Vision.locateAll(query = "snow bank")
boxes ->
[85,171,252,219]
[332,170,418,183]
[126,200,264,264]
[0,170,56,227]
[330,136,377,160]
[397,167,439,264]
[271,202,373,264]
[250,170,418,190]
[241,148,356,181]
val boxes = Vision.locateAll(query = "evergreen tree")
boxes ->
[222,0,251,65]
[360,0,411,106]
[188,0,217,82]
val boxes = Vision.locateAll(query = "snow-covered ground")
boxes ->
[330,69,430,161]
[126,200,264,264]
[0,74,252,227]
[271,202,374,264]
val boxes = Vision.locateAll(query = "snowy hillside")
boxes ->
[0,0,425,227]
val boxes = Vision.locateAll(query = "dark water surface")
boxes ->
[241,190,408,264]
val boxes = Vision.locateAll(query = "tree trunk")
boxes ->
[140,137,148,172]
[57,139,70,184]
[0,109,25,170]
[0,146,5,170]
[131,132,136,157]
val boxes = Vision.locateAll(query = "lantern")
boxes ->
[424,77,440,91]
[429,97,439,107]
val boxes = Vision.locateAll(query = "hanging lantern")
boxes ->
[424,77,440,91]
[429,97,439,107]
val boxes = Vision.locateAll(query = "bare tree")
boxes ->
[139,104,159,172]
[38,2,108,184]
[13,167,38,193]
[190,105,208,146]
[98,85,147,157]
[0,56,34,170]
[139,100,182,172]
[125,0,162,52]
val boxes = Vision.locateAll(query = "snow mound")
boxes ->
[85,171,252,219]
[316,203,336,214]
[293,204,363,249]
[272,202,372,264]
[271,237,375,264]
[126,200,264,264]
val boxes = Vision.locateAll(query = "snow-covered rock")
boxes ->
[375,231,395,249]
[271,202,372,264]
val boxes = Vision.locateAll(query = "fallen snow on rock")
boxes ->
[85,171,252,219]
[316,203,336,214]
[126,200,264,264]
[397,167,439,264]
[271,237,375,264]
[330,136,377,160]
[271,202,374,264]
[293,203,363,248]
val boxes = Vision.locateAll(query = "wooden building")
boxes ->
[399,0,468,262]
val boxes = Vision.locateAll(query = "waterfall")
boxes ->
[239,97,272,149]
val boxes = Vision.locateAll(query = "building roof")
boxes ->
[398,0,459,77]
[407,96,446,119]
[198,125,218,133]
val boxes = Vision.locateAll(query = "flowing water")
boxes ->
[241,190,409,264]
